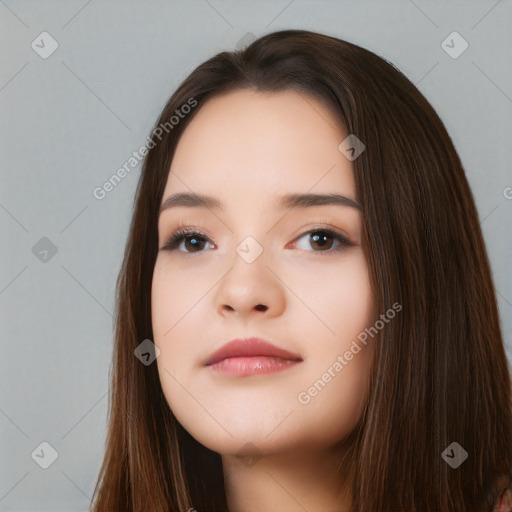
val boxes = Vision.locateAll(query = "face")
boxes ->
[151,89,376,457]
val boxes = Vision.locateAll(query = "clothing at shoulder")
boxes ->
[494,488,512,512]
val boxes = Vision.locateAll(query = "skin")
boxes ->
[151,89,376,512]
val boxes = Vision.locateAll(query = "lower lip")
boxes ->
[207,356,300,376]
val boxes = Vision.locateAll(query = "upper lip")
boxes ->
[204,337,303,366]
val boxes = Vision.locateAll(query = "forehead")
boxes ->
[163,88,356,210]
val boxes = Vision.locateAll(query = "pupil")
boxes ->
[311,231,332,250]
[185,236,204,252]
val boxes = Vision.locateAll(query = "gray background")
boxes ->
[1,0,511,510]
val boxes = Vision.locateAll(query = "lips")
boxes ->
[204,337,302,366]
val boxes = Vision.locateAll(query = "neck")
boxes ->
[222,445,353,512]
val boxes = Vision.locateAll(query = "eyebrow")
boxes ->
[159,192,362,216]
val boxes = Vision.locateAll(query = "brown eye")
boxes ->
[161,230,214,253]
[293,229,352,254]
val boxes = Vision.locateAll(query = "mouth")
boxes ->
[204,337,303,377]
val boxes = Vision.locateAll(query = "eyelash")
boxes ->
[160,225,353,255]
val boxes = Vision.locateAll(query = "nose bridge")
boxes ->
[223,204,271,265]
[213,230,285,317]
[234,234,266,266]
[228,232,270,292]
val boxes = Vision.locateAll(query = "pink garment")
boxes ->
[494,488,512,512]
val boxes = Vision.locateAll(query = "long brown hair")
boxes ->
[90,29,512,511]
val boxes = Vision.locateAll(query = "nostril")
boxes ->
[255,304,267,311]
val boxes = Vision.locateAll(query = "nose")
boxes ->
[223,302,268,313]
[213,245,286,319]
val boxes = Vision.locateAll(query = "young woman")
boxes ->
[90,29,512,512]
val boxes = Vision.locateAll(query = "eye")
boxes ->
[161,228,214,253]
[160,227,353,255]
[292,228,353,254]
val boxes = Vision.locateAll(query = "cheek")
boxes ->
[286,251,374,345]
[296,357,373,449]
[151,259,207,346]
[290,253,375,439]
[151,262,202,428]
[151,261,197,375]
[328,256,374,343]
